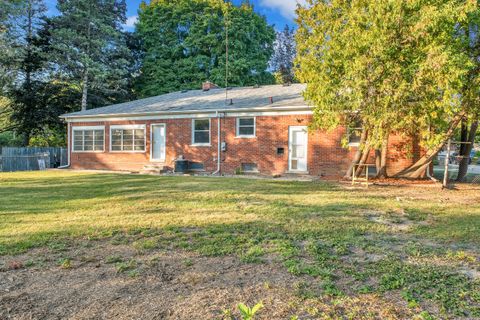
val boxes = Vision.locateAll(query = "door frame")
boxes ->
[288,126,308,172]
[150,123,166,162]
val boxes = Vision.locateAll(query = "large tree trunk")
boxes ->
[394,112,465,179]
[456,120,478,182]
[22,131,30,147]
[80,68,88,111]
[344,129,367,179]
[458,120,468,160]
[355,144,371,177]
[80,16,91,112]
[375,136,388,178]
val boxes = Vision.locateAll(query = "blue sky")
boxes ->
[45,0,301,31]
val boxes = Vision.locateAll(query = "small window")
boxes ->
[348,118,363,146]
[110,125,145,152]
[192,119,210,145]
[241,163,258,172]
[73,127,104,152]
[277,147,285,155]
[236,117,255,137]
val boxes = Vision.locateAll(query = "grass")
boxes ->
[1,171,479,318]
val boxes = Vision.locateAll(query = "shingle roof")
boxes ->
[61,83,309,118]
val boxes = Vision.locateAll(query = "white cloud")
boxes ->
[259,0,306,19]
[124,15,138,29]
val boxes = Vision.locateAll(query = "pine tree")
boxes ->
[0,0,24,95]
[50,0,133,111]
[270,25,296,84]
[7,0,48,145]
[135,0,275,97]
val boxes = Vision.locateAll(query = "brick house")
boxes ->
[61,83,419,177]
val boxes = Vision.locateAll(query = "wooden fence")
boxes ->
[0,147,67,172]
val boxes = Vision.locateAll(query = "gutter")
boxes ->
[212,111,221,175]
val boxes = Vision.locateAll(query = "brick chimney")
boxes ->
[202,81,218,91]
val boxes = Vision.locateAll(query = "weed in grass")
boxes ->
[377,257,480,316]
[401,290,420,308]
[183,259,193,267]
[417,311,436,320]
[357,285,374,294]
[58,258,72,269]
[110,234,129,245]
[222,309,233,320]
[322,281,343,297]
[237,301,263,320]
[445,250,476,263]
[115,259,136,273]
[105,255,123,264]
[24,259,35,267]
[48,241,68,252]
[133,239,157,251]
[240,245,265,263]
[294,281,318,300]
[128,269,140,278]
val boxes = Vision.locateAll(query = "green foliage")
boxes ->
[50,0,135,110]
[240,245,264,263]
[135,0,275,97]
[237,301,263,320]
[0,131,23,147]
[29,127,66,147]
[58,257,72,269]
[115,259,137,273]
[271,25,296,84]
[296,0,478,150]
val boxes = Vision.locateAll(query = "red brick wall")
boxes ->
[69,115,420,177]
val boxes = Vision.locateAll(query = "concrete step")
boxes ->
[140,164,167,175]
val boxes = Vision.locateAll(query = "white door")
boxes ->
[289,126,308,172]
[151,124,166,161]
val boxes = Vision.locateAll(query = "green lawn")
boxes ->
[0,171,479,319]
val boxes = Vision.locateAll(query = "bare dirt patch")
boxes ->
[0,243,416,320]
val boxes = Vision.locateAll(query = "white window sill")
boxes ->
[235,135,256,139]
[109,151,146,153]
[72,151,105,153]
[348,143,360,147]
[190,144,211,147]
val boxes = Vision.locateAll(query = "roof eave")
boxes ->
[60,105,312,120]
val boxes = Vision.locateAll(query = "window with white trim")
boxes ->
[236,117,255,137]
[192,119,210,145]
[110,125,145,152]
[348,118,363,146]
[73,127,104,152]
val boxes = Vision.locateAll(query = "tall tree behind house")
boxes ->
[50,0,134,111]
[270,25,296,84]
[135,0,276,97]
[7,0,48,145]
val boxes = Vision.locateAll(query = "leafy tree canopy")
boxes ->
[135,0,276,97]
[296,0,478,152]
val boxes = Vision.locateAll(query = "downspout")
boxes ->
[212,111,221,175]
[58,121,71,169]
